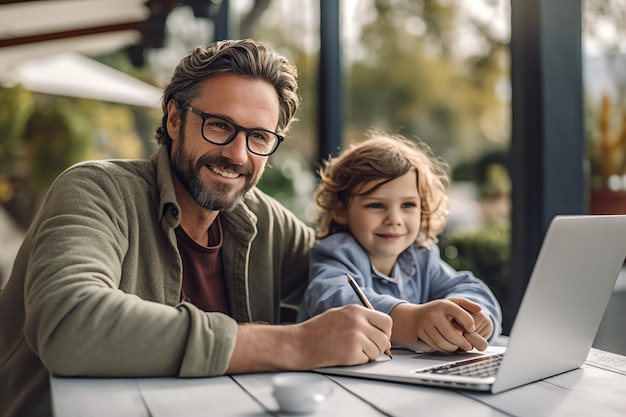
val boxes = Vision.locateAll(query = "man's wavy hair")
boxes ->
[314,130,450,247]
[155,39,299,150]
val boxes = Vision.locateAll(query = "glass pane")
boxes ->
[241,0,513,329]
[584,0,626,209]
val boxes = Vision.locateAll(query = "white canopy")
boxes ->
[1,52,163,108]
[0,0,163,108]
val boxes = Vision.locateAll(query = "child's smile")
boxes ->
[337,170,422,275]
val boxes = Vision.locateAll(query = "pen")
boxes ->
[346,274,393,359]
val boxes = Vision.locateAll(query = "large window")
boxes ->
[226,1,513,234]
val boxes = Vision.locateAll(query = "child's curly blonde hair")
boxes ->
[314,130,449,246]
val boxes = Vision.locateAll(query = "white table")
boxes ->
[51,348,626,417]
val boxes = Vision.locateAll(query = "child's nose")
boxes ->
[384,210,402,226]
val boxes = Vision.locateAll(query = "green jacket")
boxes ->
[0,147,316,417]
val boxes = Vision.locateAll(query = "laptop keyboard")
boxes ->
[417,353,504,378]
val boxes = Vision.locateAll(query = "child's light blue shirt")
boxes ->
[297,232,503,341]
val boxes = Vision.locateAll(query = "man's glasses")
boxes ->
[178,101,284,156]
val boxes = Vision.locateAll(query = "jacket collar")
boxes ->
[152,146,181,228]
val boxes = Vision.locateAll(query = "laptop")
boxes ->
[315,215,626,393]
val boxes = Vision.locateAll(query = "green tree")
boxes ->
[0,85,33,173]
[346,0,509,164]
[22,98,94,190]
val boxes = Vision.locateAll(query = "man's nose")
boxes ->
[220,131,249,164]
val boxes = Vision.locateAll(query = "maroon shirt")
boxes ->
[176,216,230,315]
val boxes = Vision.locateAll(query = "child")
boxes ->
[297,130,502,353]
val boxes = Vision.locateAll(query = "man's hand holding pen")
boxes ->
[296,304,393,367]
[347,274,393,359]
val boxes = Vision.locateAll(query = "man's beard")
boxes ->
[171,138,262,211]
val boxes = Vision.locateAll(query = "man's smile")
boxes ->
[208,164,242,179]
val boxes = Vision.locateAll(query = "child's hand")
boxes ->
[448,297,494,350]
[447,297,493,335]
[389,299,489,353]
[462,306,494,341]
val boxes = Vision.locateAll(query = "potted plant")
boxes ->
[588,94,626,214]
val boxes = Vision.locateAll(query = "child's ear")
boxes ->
[331,204,349,225]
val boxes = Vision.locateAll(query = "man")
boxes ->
[0,39,392,417]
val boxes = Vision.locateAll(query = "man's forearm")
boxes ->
[226,323,302,374]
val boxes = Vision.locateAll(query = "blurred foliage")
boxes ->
[440,219,512,332]
[480,163,510,197]
[258,151,316,223]
[344,0,509,164]
[248,0,510,167]
[244,0,512,242]
[441,220,510,280]
[588,94,626,190]
[584,0,626,108]
[584,0,626,191]
[0,85,33,171]
[453,149,510,197]
[0,84,152,228]
[80,100,150,159]
[21,97,94,190]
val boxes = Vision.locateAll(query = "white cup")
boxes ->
[271,372,333,414]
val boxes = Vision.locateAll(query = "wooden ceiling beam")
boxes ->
[0,21,143,48]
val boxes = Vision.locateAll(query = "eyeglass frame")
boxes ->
[177,100,284,156]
